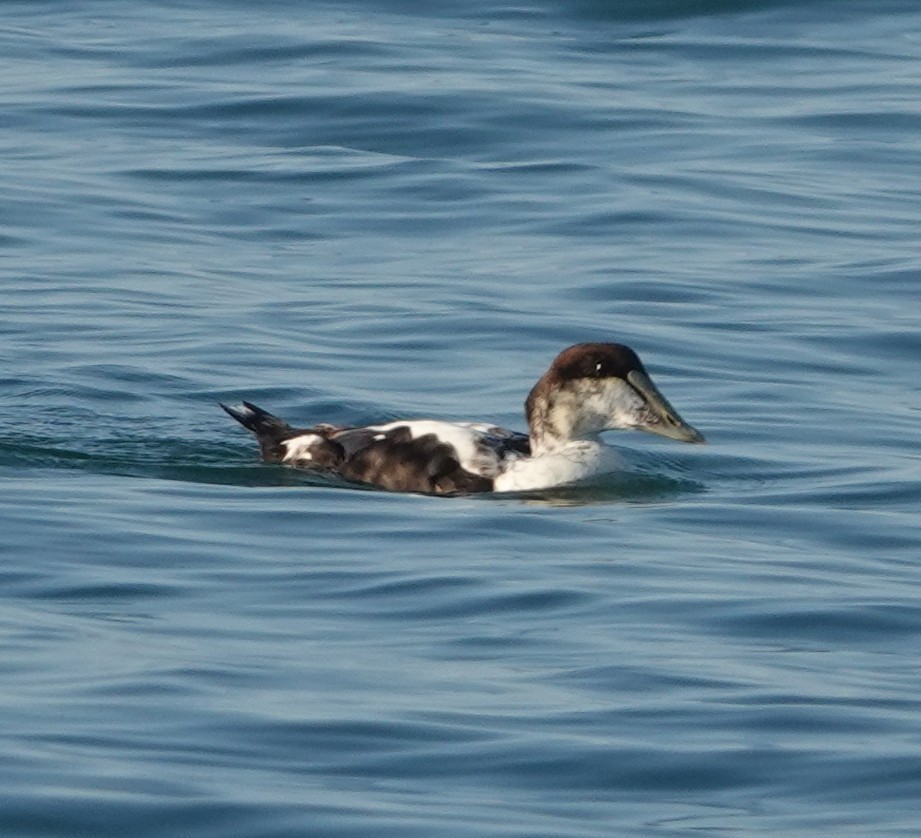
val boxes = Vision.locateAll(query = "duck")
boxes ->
[221,342,704,495]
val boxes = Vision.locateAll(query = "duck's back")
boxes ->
[222,403,529,494]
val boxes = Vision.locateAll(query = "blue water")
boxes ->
[3,0,921,834]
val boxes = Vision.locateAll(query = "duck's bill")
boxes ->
[626,370,705,444]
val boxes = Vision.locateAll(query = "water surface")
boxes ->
[2,0,921,834]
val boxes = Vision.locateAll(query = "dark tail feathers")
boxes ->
[220,401,293,447]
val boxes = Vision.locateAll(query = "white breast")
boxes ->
[493,441,622,492]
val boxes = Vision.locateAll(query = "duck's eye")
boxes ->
[594,362,604,376]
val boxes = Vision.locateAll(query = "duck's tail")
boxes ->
[220,401,293,461]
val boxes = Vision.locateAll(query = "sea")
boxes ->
[2,1,921,835]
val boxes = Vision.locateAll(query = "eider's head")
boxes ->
[525,343,705,450]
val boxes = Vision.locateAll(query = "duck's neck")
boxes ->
[526,383,603,456]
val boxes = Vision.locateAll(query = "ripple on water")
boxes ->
[4,0,921,835]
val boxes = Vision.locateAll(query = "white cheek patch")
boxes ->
[548,379,646,437]
[600,382,646,426]
[282,434,324,463]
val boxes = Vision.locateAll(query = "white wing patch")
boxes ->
[282,433,324,463]
[365,420,509,477]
